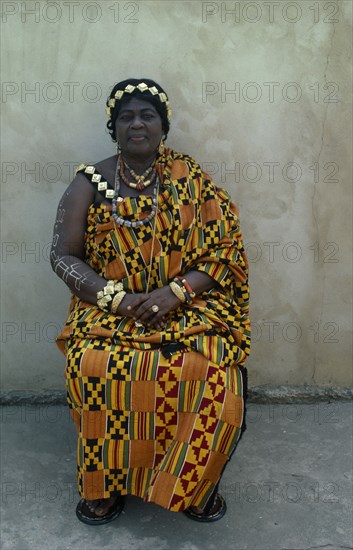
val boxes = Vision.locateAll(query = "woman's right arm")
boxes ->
[50,173,149,315]
[50,173,108,303]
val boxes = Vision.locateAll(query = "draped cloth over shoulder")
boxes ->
[57,148,250,512]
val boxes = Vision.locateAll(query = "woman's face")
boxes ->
[115,97,163,159]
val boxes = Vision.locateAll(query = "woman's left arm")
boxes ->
[131,168,249,329]
[176,271,215,294]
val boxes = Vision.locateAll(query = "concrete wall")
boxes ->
[1,0,352,390]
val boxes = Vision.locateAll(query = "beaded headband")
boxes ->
[105,82,172,122]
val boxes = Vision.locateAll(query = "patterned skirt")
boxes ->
[65,335,246,512]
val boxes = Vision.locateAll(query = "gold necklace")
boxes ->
[124,158,154,179]
[120,157,157,191]
[124,159,155,182]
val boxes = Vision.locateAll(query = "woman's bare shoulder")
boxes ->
[94,155,116,172]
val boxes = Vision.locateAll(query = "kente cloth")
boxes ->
[57,148,251,512]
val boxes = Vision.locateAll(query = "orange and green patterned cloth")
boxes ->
[57,148,250,511]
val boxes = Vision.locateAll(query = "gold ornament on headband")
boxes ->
[105,82,172,122]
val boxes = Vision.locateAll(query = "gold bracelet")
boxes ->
[97,280,124,311]
[111,290,126,314]
[169,281,186,303]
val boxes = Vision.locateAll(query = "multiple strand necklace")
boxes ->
[122,158,157,190]
[112,155,159,228]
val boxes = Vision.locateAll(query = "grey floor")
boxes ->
[1,402,352,550]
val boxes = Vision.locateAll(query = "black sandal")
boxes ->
[76,496,125,525]
[183,493,227,523]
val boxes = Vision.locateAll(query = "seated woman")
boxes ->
[51,78,251,525]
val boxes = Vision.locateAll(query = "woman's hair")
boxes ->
[106,78,170,142]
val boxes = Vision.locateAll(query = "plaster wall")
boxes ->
[1,0,352,390]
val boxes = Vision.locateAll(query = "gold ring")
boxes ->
[151,305,159,313]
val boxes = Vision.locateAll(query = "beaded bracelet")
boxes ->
[171,277,195,305]
[176,277,196,301]
[97,281,124,311]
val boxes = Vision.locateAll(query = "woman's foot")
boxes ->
[84,497,119,516]
[76,495,125,525]
[184,493,227,522]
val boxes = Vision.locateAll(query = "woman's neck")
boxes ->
[120,152,157,174]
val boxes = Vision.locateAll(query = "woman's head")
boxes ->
[106,78,171,143]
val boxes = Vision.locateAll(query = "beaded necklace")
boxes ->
[123,158,156,190]
[112,156,159,228]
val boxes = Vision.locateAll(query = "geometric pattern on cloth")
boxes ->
[66,342,244,511]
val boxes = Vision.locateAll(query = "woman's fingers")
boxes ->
[148,314,168,330]
[128,295,149,311]
[133,304,167,327]
[133,300,158,322]
[139,309,161,324]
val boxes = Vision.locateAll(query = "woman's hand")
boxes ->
[116,293,149,318]
[130,286,181,330]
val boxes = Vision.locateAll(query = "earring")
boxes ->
[116,141,121,155]
[158,137,165,155]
